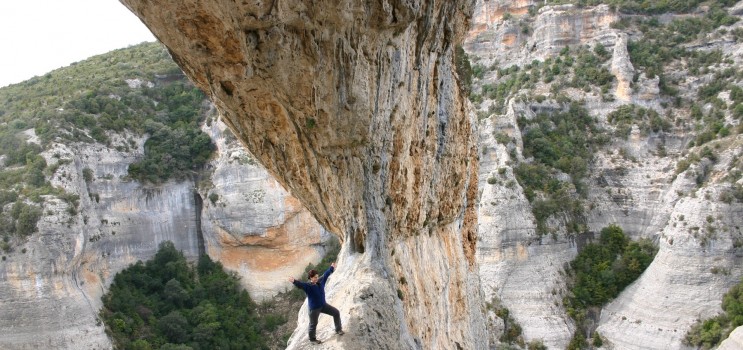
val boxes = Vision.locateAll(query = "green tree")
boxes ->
[455,46,474,95]
[100,241,273,350]
[565,225,657,344]
[15,205,41,237]
[158,311,190,344]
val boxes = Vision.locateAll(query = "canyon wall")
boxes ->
[0,109,327,349]
[200,117,331,301]
[467,1,743,349]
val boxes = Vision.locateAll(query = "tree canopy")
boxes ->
[100,241,275,350]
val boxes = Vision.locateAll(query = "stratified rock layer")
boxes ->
[121,0,486,348]
[466,1,743,349]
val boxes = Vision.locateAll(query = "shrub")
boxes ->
[455,46,473,95]
[527,340,547,350]
[208,193,219,205]
[608,104,670,138]
[128,122,215,183]
[593,331,604,347]
[493,131,511,145]
[685,277,743,349]
[82,167,94,183]
[15,204,41,237]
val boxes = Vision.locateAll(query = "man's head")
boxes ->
[308,269,319,283]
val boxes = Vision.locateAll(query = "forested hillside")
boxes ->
[0,42,214,253]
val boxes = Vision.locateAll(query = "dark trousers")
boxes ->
[308,303,342,340]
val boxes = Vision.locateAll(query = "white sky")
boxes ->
[0,0,156,88]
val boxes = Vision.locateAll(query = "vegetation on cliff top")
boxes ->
[0,42,215,253]
[0,41,215,183]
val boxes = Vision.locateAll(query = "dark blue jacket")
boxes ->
[293,266,334,310]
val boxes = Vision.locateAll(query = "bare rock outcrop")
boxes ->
[719,326,743,350]
[466,3,619,68]
[121,0,486,348]
[610,33,634,102]
[200,118,330,301]
[593,142,743,349]
[477,108,575,348]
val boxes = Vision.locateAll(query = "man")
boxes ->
[289,262,344,344]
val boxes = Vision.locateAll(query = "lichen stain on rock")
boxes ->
[218,245,308,271]
[82,267,101,289]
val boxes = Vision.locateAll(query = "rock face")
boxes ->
[467,3,619,68]
[121,0,486,348]
[200,117,331,301]
[592,142,743,349]
[0,135,203,349]
[719,326,743,350]
[0,112,327,348]
[476,107,577,348]
[466,1,743,349]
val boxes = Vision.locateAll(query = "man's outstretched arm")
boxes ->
[320,262,337,284]
[289,277,306,289]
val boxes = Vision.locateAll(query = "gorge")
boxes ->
[0,0,742,349]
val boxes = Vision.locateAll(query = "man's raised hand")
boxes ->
[289,277,295,283]
[331,262,337,269]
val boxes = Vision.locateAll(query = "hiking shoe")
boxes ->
[336,330,345,336]
[310,339,323,344]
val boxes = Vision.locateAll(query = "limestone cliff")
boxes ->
[0,133,202,349]
[200,117,331,301]
[121,0,486,348]
[467,1,743,349]
[719,326,743,350]
[0,92,327,348]
[467,2,618,69]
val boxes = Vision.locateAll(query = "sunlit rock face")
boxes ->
[719,326,743,350]
[467,3,619,67]
[121,0,487,348]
